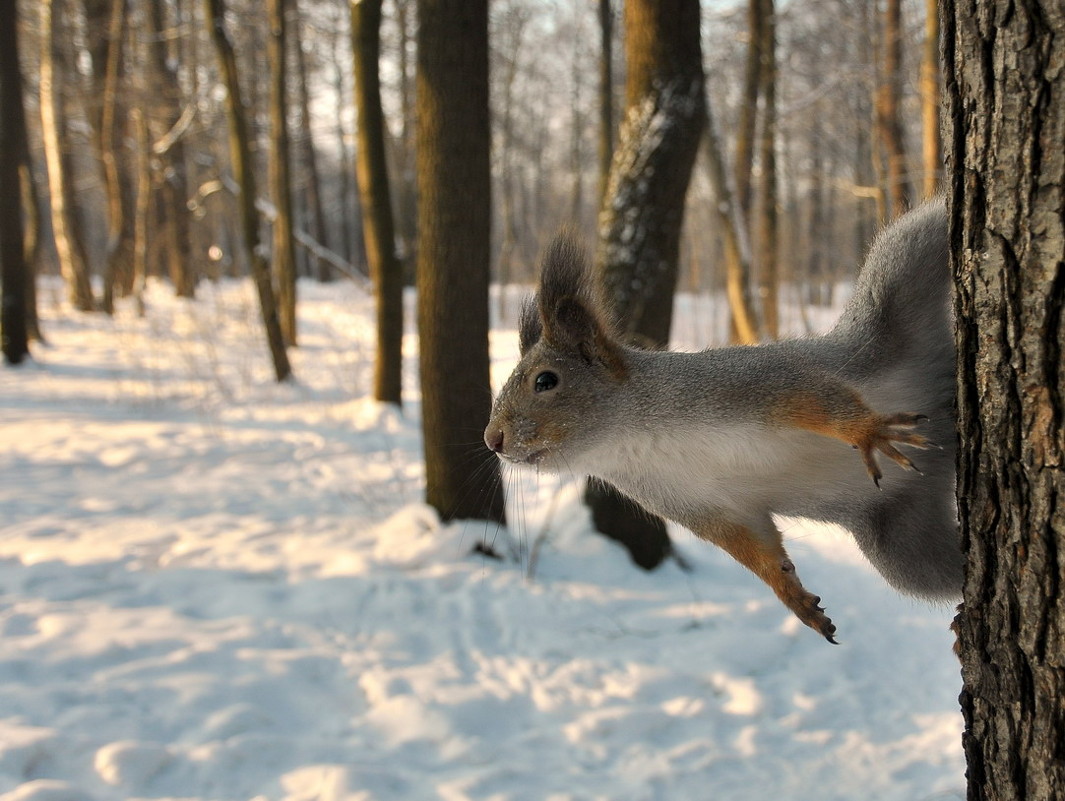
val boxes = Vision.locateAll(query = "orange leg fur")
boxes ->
[697,519,837,643]
[772,391,932,487]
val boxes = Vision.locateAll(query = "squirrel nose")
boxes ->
[485,427,505,453]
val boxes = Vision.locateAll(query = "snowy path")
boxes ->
[0,280,964,800]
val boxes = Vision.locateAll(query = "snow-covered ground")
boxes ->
[0,278,965,801]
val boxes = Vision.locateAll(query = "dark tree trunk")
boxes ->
[416,0,504,524]
[755,0,778,339]
[268,0,298,346]
[944,1,1065,799]
[876,0,913,217]
[0,0,29,364]
[588,0,707,570]
[205,0,292,382]
[597,0,614,204]
[352,0,403,406]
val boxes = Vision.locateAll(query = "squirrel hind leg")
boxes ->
[696,518,838,643]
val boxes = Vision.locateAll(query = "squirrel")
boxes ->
[484,198,961,642]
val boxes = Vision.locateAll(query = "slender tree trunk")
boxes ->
[920,0,941,198]
[40,0,94,312]
[756,0,778,339]
[352,0,403,406]
[588,0,707,570]
[149,0,195,298]
[268,0,298,346]
[417,0,504,524]
[734,0,763,225]
[876,0,913,217]
[945,2,1065,800]
[597,0,614,205]
[204,0,292,382]
[0,0,29,364]
[292,4,331,282]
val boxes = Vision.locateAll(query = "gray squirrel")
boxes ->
[484,198,961,642]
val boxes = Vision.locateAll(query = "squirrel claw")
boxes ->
[856,411,931,486]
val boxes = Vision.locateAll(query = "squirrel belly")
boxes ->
[485,198,961,640]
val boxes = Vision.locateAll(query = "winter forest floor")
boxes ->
[0,278,965,801]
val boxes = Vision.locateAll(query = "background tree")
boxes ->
[268,0,298,346]
[352,0,403,406]
[204,0,292,382]
[585,0,706,569]
[944,1,1065,799]
[875,0,913,218]
[0,0,29,364]
[919,0,941,198]
[416,0,504,524]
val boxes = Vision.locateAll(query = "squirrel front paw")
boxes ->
[853,412,933,488]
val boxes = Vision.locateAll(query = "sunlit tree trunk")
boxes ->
[587,0,706,570]
[204,0,292,382]
[0,0,29,363]
[920,0,942,198]
[40,0,95,312]
[945,2,1065,799]
[268,0,298,346]
[352,0,403,406]
[876,0,913,217]
[417,0,504,524]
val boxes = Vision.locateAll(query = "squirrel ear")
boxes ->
[518,298,542,355]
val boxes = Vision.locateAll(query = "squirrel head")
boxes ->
[484,232,628,471]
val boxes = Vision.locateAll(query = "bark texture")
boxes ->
[352,0,403,405]
[944,1,1065,799]
[416,0,504,524]
[588,0,706,570]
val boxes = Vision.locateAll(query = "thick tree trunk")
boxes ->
[944,1,1065,799]
[268,0,298,346]
[416,0,504,524]
[588,0,706,570]
[205,0,292,382]
[0,0,29,364]
[352,0,403,406]
[40,0,95,312]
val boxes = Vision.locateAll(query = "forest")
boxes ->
[1,0,1062,800]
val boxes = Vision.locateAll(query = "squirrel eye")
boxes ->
[534,371,559,393]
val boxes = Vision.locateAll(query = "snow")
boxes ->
[0,278,965,800]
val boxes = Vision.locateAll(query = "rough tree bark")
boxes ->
[204,0,292,382]
[352,0,403,406]
[944,1,1065,799]
[0,0,29,364]
[416,0,504,524]
[587,0,706,570]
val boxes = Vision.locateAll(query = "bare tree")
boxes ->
[755,0,778,339]
[268,0,298,346]
[944,1,1065,799]
[40,0,95,311]
[597,0,614,204]
[876,0,913,217]
[1,0,29,363]
[920,0,942,198]
[204,0,292,382]
[586,0,707,569]
[417,0,504,524]
[352,0,403,406]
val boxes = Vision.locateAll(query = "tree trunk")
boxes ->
[40,0,95,312]
[352,0,403,406]
[876,0,913,217]
[268,0,298,346]
[149,0,195,298]
[944,1,1065,799]
[0,0,29,364]
[292,3,331,283]
[755,0,778,339]
[588,0,707,570]
[597,0,614,205]
[204,0,292,382]
[416,0,504,524]
[920,0,941,199]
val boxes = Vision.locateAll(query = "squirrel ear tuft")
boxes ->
[536,231,627,378]
[518,298,542,355]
